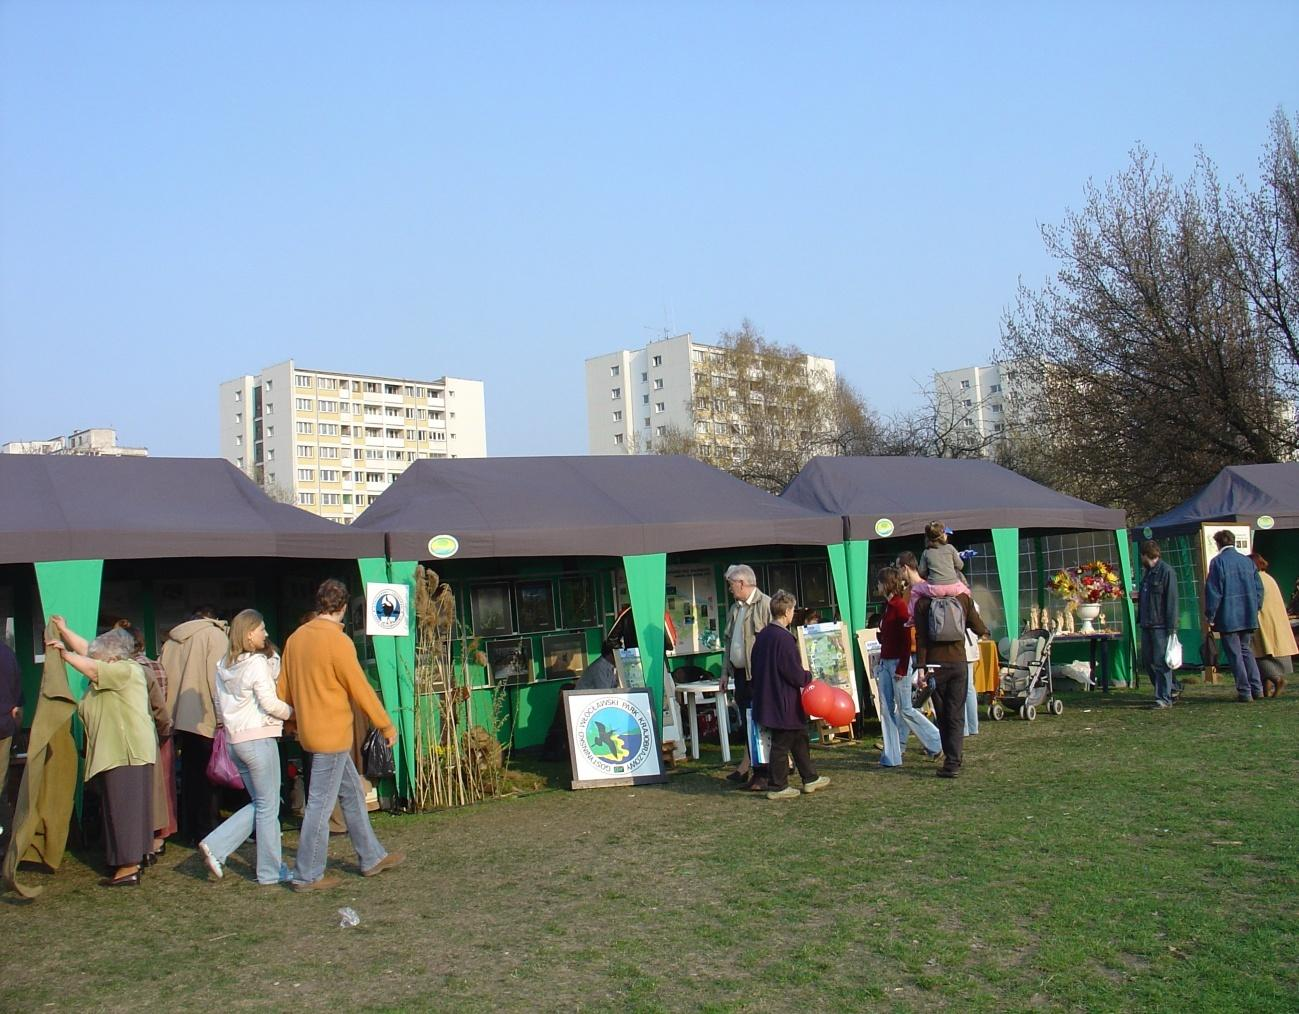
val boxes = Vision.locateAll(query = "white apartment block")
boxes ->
[585,332,836,455]
[933,363,1021,447]
[1,427,147,457]
[219,360,486,523]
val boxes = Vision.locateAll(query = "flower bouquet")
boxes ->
[1049,561,1124,632]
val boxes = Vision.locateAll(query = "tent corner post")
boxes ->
[990,528,1020,642]
[621,553,668,733]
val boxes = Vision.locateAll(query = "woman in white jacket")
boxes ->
[198,610,293,885]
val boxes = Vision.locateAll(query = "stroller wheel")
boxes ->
[989,702,1005,721]
[1051,698,1064,716]
[1024,704,1037,721]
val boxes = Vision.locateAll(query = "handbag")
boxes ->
[206,727,244,790]
[363,727,396,780]
[1165,633,1183,671]
[744,708,771,766]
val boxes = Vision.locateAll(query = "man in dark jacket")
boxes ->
[915,589,988,779]
[1137,541,1179,708]
[749,591,830,800]
[1204,530,1265,702]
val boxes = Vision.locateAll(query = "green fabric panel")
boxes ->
[387,560,418,795]
[34,559,104,702]
[622,553,667,732]
[826,542,849,625]
[356,557,408,797]
[990,529,1020,639]
[1115,530,1139,666]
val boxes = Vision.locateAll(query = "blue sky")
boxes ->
[2,1,1295,457]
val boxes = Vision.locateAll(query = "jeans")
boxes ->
[1141,626,1173,705]
[200,737,288,885]
[1220,630,1264,699]
[929,661,968,774]
[767,728,816,790]
[293,750,386,884]
[876,658,941,766]
[964,665,980,736]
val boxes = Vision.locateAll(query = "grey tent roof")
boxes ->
[1143,463,1299,536]
[781,456,1126,540]
[0,455,384,564]
[353,455,845,560]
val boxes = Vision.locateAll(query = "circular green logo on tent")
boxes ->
[427,534,460,559]
[874,518,895,538]
[1257,515,1275,530]
[1142,527,1153,539]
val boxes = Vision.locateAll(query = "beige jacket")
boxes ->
[1253,571,1298,659]
[161,618,229,738]
[722,589,772,682]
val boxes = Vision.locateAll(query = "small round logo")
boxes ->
[874,518,895,538]
[427,534,460,559]
[1142,526,1153,539]
[578,698,652,774]
[1257,515,1275,530]
[372,591,403,631]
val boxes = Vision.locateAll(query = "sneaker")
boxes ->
[1152,700,1171,709]
[765,786,802,800]
[198,842,223,881]
[362,851,406,878]
[291,874,343,892]
[801,776,831,795]
[925,749,943,761]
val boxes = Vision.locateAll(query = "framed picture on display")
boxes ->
[543,632,588,680]
[471,584,514,637]
[487,638,533,685]
[558,576,598,629]
[516,580,556,633]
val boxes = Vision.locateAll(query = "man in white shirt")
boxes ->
[720,564,772,788]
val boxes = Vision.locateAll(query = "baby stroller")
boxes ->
[989,628,1061,721]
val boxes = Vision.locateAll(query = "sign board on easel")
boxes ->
[563,688,668,789]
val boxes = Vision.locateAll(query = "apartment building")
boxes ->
[219,360,485,522]
[933,363,1019,447]
[1,427,147,456]
[585,332,836,455]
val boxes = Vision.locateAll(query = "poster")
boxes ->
[1199,523,1252,579]
[614,647,645,688]
[487,638,533,685]
[366,582,410,637]
[797,621,860,714]
[563,688,667,789]
[664,565,720,655]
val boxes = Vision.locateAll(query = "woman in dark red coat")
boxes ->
[749,590,831,800]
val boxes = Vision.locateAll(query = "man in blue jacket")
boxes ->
[1204,530,1265,702]
[1137,541,1179,708]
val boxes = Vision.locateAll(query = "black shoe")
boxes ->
[99,872,141,887]
[1237,695,1253,703]
[725,770,747,783]
[142,853,157,868]
[937,769,959,779]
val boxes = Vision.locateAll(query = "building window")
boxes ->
[611,387,621,399]
[234,434,242,446]
[265,380,273,391]
[295,398,313,411]
[610,365,620,377]
[991,404,1002,414]
[234,390,242,402]
[297,468,315,481]
[656,425,666,436]
[960,380,970,389]
[652,355,662,367]
[236,456,244,468]
[642,395,649,404]
[319,377,337,390]
[234,412,242,424]
[990,384,1002,393]
[318,400,338,413]
[641,372,648,382]
[319,446,339,459]
[295,374,312,387]
[265,402,273,414]
[612,410,622,422]
[655,402,665,413]
[297,492,315,505]
[963,399,972,408]
[297,445,314,458]
[267,449,275,461]
[613,433,624,445]
[994,423,1005,433]
[653,379,664,390]
[321,493,341,506]
[296,421,313,434]
[643,416,650,427]
[320,469,339,481]
[265,425,275,437]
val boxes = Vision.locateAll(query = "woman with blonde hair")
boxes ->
[46,617,156,887]
[1250,552,1296,697]
[198,609,293,885]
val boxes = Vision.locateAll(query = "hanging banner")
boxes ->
[563,688,667,789]
[365,582,410,637]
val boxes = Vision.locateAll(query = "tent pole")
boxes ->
[1115,530,1139,687]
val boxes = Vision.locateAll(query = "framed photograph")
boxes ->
[767,563,798,600]
[558,576,598,629]
[487,638,533,685]
[797,621,860,715]
[800,561,832,611]
[542,632,588,680]
[562,688,668,789]
[471,584,514,637]
[516,580,556,633]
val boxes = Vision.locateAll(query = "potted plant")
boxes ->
[1048,561,1124,632]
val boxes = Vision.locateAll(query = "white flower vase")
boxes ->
[1075,603,1102,633]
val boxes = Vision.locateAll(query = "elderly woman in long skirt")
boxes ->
[48,617,157,887]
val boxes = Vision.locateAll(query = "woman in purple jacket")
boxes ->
[749,590,831,800]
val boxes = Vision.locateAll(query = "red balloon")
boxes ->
[802,678,854,724]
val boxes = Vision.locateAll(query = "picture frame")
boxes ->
[562,687,668,789]
[558,575,598,629]
[516,580,556,633]
[797,621,860,714]
[471,584,514,637]
[542,632,588,680]
[486,638,533,685]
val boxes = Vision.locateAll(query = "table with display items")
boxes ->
[1052,630,1124,692]
[673,680,733,763]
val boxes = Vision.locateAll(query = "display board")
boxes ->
[614,646,645,688]
[1199,523,1252,579]
[663,565,721,656]
[563,688,668,789]
[797,621,860,713]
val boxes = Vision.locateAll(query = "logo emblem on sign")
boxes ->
[1257,515,1275,530]
[372,591,403,631]
[577,698,652,775]
[427,534,460,559]
[874,518,895,538]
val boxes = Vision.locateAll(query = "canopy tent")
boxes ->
[1142,463,1299,536]
[781,457,1132,663]
[0,454,383,563]
[354,454,844,559]
[353,455,849,761]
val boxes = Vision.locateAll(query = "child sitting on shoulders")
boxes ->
[907,521,971,622]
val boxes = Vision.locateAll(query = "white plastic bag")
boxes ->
[1165,633,1183,671]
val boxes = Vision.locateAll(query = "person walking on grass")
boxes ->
[873,566,942,768]
[1204,530,1264,702]
[748,590,830,801]
[279,579,402,891]
[913,583,988,779]
[719,564,772,791]
[1136,540,1179,709]
[198,609,293,886]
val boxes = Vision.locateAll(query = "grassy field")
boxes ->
[2,682,1296,1012]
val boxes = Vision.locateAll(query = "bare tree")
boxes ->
[998,132,1298,519]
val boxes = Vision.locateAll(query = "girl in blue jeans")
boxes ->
[199,610,293,885]
[874,567,942,766]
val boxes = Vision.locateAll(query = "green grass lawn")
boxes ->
[2,682,1296,1012]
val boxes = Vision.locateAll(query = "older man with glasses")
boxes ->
[720,564,772,790]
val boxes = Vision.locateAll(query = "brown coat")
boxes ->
[160,618,228,738]
[1253,571,1298,659]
